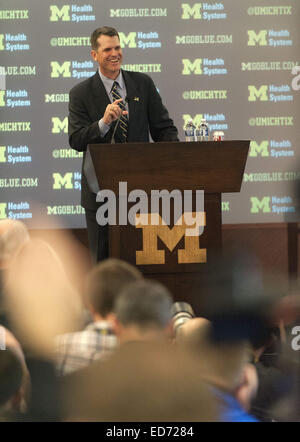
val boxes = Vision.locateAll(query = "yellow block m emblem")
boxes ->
[119,32,137,48]
[51,61,71,78]
[181,3,202,19]
[50,5,70,21]
[136,212,206,265]
[248,85,268,101]
[182,59,202,75]
[247,30,268,46]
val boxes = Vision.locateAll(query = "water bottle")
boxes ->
[184,120,196,142]
[203,119,210,141]
[196,118,210,141]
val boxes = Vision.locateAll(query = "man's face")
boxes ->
[91,34,123,79]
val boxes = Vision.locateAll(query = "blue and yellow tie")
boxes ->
[111,81,128,141]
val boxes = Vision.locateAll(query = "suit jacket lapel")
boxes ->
[91,71,111,119]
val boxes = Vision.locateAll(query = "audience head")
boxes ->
[85,258,142,320]
[65,343,217,422]
[113,279,173,342]
[178,317,258,411]
[5,238,82,358]
[0,220,29,269]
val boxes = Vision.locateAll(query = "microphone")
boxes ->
[111,115,121,145]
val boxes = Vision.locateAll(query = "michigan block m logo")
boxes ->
[52,117,68,133]
[0,203,7,219]
[0,90,5,107]
[250,197,271,213]
[53,172,73,189]
[0,146,6,162]
[182,114,203,129]
[0,35,4,50]
[248,85,268,101]
[51,61,71,78]
[181,3,202,19]
[119,32,137,48]
[249,141,269,157]
[50,5,70,21]
[136,212,206,265]
[248,30,268,46]
[182,59,202,75]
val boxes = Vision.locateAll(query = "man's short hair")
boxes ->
[90,26,119,50]
[86,258,142,317]
[114,280,173,329]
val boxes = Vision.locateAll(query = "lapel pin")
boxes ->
[134,97,140,102]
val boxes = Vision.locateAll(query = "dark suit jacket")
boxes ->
[68,70,179,209]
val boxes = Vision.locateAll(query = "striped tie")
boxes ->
[111,81,128,141]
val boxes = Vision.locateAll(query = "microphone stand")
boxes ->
[111,115,121,144]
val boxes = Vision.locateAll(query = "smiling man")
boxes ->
[68,26,178,262]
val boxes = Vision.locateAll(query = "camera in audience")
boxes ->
[171,302,195,336]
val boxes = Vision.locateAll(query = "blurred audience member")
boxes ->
[0,327,30,419]
[5,238,82,358]
[250,320,300,422]
[62,280,199,421]
[4,238,83,420]
[0,348,24,417]
[177,317,259,422]
[69,341,216,422]
[113,279,173,343]
[63,338,216,421]
[250,327,287,421]
[0,220,29,327]
[55,258,142,375]
[0,220,29,269]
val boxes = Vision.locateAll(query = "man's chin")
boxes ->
[109,61,121,68]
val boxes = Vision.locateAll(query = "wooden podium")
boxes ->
[89,140,249,309]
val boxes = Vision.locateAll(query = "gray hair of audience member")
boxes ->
[0,220,29,266]
[114,280,173,329]
[85,258,143,317]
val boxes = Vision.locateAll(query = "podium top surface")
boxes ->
[89,140,250,193]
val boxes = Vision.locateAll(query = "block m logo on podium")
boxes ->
[136,212,206,265]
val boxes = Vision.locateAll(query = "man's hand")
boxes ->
[102,98,128,125]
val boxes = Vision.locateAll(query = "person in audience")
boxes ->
[5,238,82,357]
[0,220,29,328]
[65,341,217,421]
[4,238,83,421]
[177,317,259,422]
[62,280,218,421]
[0,348,24,418]
[55,258,142,375]
[0,327,30,418]
[112,279,173,344]
[0,220,29,269]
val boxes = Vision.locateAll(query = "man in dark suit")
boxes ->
[68,26,178,262]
